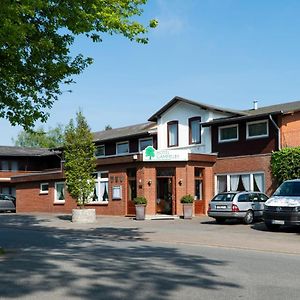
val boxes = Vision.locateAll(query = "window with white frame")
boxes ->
[218,124,238,142]
[92,172,109,203]
[246,120,268,139]
[167,121,178,147]
[95,145,105,157]
[216,173,265,193]
[116,141,129,154]
[40,183,49,194]
[54,182,65,202]
[139,137,153,151]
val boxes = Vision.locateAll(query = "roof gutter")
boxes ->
[269,114,281,151]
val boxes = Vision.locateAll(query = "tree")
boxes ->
[271,147,300,184]
[105,124,112,130]
[13,124,65,148]
[64,111,96,208]
[0,1,157,130]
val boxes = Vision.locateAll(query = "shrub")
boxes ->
[271,147,300,184]
[133,196,147,205]
[180,194,194,204]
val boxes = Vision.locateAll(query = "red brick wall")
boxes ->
[280,112,300,148]
[214,154,276,196]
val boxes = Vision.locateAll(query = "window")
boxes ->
[139,138,153,151]
[92,172,109,203]
[0,160,19,171]
[55,182,65,203]
[189,117,201,144]
[247,120,268,139]
[167,121,178,147]
[116,141,129,154]
[95,145,105,157]
[216,173,265,193]
[40,183,49,194]
[127,168,137,201]
[194,168,203,200]
[218,124,238,142]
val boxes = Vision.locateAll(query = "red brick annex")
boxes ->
[2,96,300,218]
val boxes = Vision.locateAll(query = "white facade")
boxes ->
[156,101,233,154]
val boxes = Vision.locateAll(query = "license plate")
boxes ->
[216,205,227,209]
[272,220,284,225]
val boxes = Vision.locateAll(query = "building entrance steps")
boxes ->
[146,214,180,220]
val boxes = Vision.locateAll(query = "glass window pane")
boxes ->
[168,123,178,146]
[95,145,105,157]
[117,142,129,154]
[220,126,237,141]
[56,183,65,201]
[191,120,201,143]
[139,138,153,151]
[248,122,267,137]
[195,179,203,200]
[217,175,227,192]
[100,181,109,201]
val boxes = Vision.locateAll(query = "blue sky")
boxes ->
[2,0,300,145]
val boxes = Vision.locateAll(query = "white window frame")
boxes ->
[246,120,269,139]
[54,182,65,203]
[116,141,129,155]
[218,124,239,143]
[95,144,105,157]
[139,137,153,152]
[40,183,49,194]
[92,171,109,204]
[215,172,265,194]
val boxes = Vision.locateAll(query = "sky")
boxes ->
[2,0,300,145]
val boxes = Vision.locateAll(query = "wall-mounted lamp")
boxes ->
[178,179,183,186]
[147,179,152,186]
[138,179,143,189]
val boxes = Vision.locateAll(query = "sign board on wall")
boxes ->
[143,146,189,162]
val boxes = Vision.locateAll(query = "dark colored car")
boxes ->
[263,179,300,230]
[0,194,16,212]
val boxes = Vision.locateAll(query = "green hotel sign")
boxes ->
[143,146,189,162]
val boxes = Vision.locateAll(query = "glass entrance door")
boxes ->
[156,177,173,215]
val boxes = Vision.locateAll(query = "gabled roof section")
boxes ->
[244,100,300,115]
[202,100,300,127]
[0,146,58,157]
[148,96,245,121]
[93,122,157,143]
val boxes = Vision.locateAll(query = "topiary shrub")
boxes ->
[133,196,147,205]
[271,147,300,184]
[180,194,194,204]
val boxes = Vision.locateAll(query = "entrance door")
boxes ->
[156,178,173,215]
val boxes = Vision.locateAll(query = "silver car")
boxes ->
[0,194,16,213]
[208,191,269,224]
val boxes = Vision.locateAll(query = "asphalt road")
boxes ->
[0,214,299,300]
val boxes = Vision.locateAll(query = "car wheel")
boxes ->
[243,210,254,224]
[215,218,226,224]
[264,222,281,231]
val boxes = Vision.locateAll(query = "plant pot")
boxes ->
[135,204,146,220]
[182,203,193,219]
[72,208,96,223]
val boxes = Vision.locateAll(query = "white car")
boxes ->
[263,179,300,230]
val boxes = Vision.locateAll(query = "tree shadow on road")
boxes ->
[0,214,241,299]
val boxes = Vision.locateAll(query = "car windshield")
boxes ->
[273,181,300,197]
[211,193,236,202]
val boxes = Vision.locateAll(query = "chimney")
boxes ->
[253,100,258,110]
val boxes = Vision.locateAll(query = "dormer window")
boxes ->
[167,121,178,147]
[116,141,129,154]
[139,137,153,151]
[189,117,201,144]
[218,124,239,143]
[246,120,268,139]
[95,145,105,157]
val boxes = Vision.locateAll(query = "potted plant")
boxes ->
[133,196,147,220]
[181,194,194,219]
[64,111,97,223]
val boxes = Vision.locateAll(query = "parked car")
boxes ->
[0,194,16,213]
[208,191,269,224]
[263,179,300,231]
